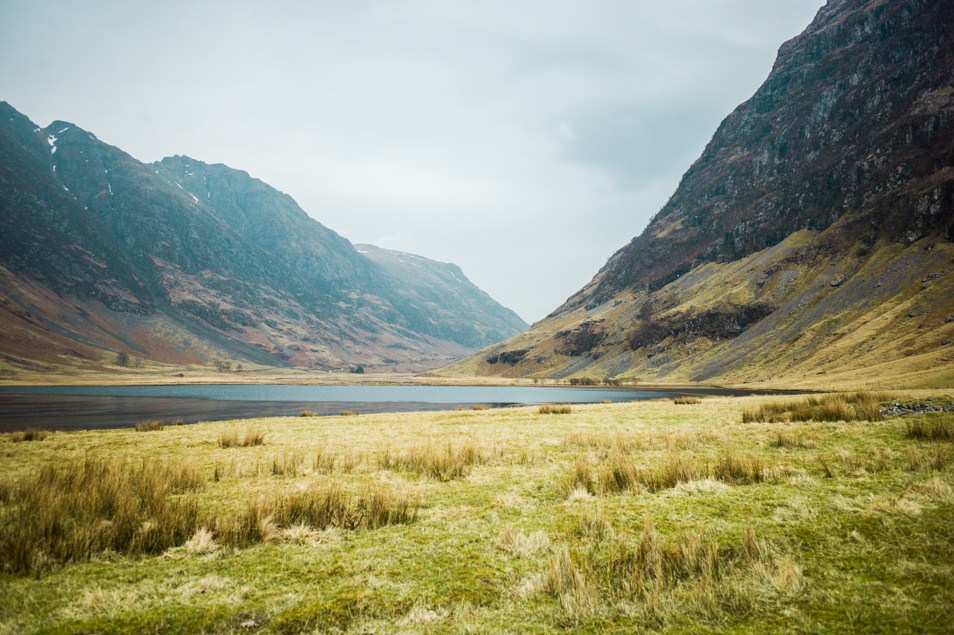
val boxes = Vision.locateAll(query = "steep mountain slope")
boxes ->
[444,0,954,389]
[0,103,526,374]
[355,244,526,348]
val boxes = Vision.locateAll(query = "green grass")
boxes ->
[1,393,953,633]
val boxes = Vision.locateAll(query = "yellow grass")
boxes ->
[0,391,952,633]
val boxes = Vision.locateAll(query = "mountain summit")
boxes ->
[445,0,954,388]
[0,103,526,373]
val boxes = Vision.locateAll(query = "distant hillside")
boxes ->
[355,244,526,349]
[443,0,954,389]
[0,103,526,375]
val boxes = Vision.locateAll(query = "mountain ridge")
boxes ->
[443,0,954,389]
[0,102,527,375]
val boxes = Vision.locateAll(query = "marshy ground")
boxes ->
[1,392,952,633]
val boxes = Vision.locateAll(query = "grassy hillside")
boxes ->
[2,393,953,632]
[444,235,954,390]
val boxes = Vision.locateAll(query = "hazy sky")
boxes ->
[1,1,824,323]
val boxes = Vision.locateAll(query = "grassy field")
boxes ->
[1,392,952,633]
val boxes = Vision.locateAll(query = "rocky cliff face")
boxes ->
[444,0,954,388]
[0,104,526,374]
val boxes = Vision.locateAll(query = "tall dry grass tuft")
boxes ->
[539,404,572,415]
[673,397,702,405]
[8,428,49,442]
[567,454,597,495]
[379,441,483,481]
[271,451,304,476]
[135,420,164,432]
[218,428,265,448]
[639,454,708,492]
[598,453,641,494]
[743,391,887,423]
[905,415,954,441]
[218,484,417,546]
[540,521,797,624]
[715,452,768,485]
[1,457,204,573]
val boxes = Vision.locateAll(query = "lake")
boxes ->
[0,384,769,432]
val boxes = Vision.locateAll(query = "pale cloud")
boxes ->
[0,0,825,321]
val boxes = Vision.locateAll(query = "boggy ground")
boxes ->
[1,392,952,633]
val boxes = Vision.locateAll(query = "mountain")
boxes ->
[0,103,527,375]
[443,0,954,389]
[354,244,526,349]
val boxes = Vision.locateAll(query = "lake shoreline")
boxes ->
[0,383,803,433]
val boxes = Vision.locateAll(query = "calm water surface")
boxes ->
[0,384,760,432]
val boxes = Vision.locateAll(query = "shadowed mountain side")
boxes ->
[441,0,954,389]
[0,103,526,375]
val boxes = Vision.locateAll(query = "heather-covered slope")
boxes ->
[0,103,525,374]
[444,0,954,388]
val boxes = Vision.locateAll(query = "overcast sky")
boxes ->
[1,1,824,323]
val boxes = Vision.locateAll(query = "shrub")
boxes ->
[300,410,318,417]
